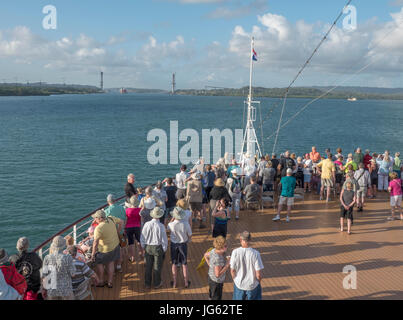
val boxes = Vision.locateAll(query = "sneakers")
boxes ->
[154,282,163,289]
[272,215,281,222]
[286,216,290,223]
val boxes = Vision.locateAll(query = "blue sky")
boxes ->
[1,0,403,89]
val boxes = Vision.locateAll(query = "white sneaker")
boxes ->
[286,216,290,223]
[272,215,281,221]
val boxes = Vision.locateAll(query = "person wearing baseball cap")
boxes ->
[273,168,296,223]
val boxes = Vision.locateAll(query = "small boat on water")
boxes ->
[120,88,127,94]
[347,97,357,101]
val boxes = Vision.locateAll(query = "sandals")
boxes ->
[96,281,107,287]
[170,281,177,288]
[185,281,191,289]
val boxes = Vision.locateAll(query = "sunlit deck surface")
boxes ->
[93,191,403,300]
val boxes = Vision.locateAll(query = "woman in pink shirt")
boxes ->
[387,172,403,221]
[125,196,144,262]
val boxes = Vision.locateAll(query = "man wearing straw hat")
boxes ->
[140,207,168,289]
[91,210,123,288]
[186,172,205,229]
[227,168,242,220]
[167,207,192,288]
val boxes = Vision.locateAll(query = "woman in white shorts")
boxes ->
[387,172,403,221]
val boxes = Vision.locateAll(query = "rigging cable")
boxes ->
[266,8,403,143]
[271,0,353,153]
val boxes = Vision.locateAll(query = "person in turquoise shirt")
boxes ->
[103,194,126,273]
[227,159,240,178]
[104,194,126,234]
[273,169,296,223]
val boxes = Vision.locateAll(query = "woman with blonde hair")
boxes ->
[204,236,230,300]
[175,198,193,228]
[125,196,143,262]
[376,151,394,191]
[139,186,163,226]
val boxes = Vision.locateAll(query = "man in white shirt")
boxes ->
[230,231,264,300]
[140,207,168,289]
[167,207,192,288]
[175,165,189,200]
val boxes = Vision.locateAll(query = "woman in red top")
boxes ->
[363,150,372,170]
[125,196,143,262]
[387,172,403,221]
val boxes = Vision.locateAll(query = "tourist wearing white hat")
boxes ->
[125,196,144,262]
[41,236,75,300]
[167,207,192,288]
[140,186,164,226]
[140,207,168,289]
[226,168,242,220]
[186,172,205,228]
[273,168,296,223]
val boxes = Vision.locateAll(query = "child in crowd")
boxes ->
[137,187,145,202]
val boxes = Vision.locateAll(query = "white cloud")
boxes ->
[207,0,268,19]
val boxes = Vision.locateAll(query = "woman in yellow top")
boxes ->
[91,210,123,289]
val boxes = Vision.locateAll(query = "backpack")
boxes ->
[286,158,294,169]
[0,263,27,295]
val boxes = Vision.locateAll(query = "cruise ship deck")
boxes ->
[93,192,403,300]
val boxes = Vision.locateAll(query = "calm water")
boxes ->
[1,93,403,253]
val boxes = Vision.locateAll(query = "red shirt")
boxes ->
[125,207,141,228]
[363,154,372,169]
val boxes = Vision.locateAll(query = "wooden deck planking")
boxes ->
[93,192,403,300]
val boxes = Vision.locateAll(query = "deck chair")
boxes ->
[74,278,94,300]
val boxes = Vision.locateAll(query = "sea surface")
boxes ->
[1,93,403,253]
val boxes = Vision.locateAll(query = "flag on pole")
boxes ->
[252,49,257,61]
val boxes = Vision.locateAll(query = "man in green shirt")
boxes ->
[393,152,402,178]
[353,148,364,165]
[273,169,296,223]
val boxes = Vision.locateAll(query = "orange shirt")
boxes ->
[310,151,321,163]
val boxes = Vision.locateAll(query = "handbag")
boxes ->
[118,233,127,248]
[108,216,127,248]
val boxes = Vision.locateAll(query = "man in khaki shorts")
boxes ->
[317,153,336,202]
[273,169,296,223]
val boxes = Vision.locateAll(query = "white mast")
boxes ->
[239,37,262,166]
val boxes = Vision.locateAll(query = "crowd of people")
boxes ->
[1,146,402,300]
